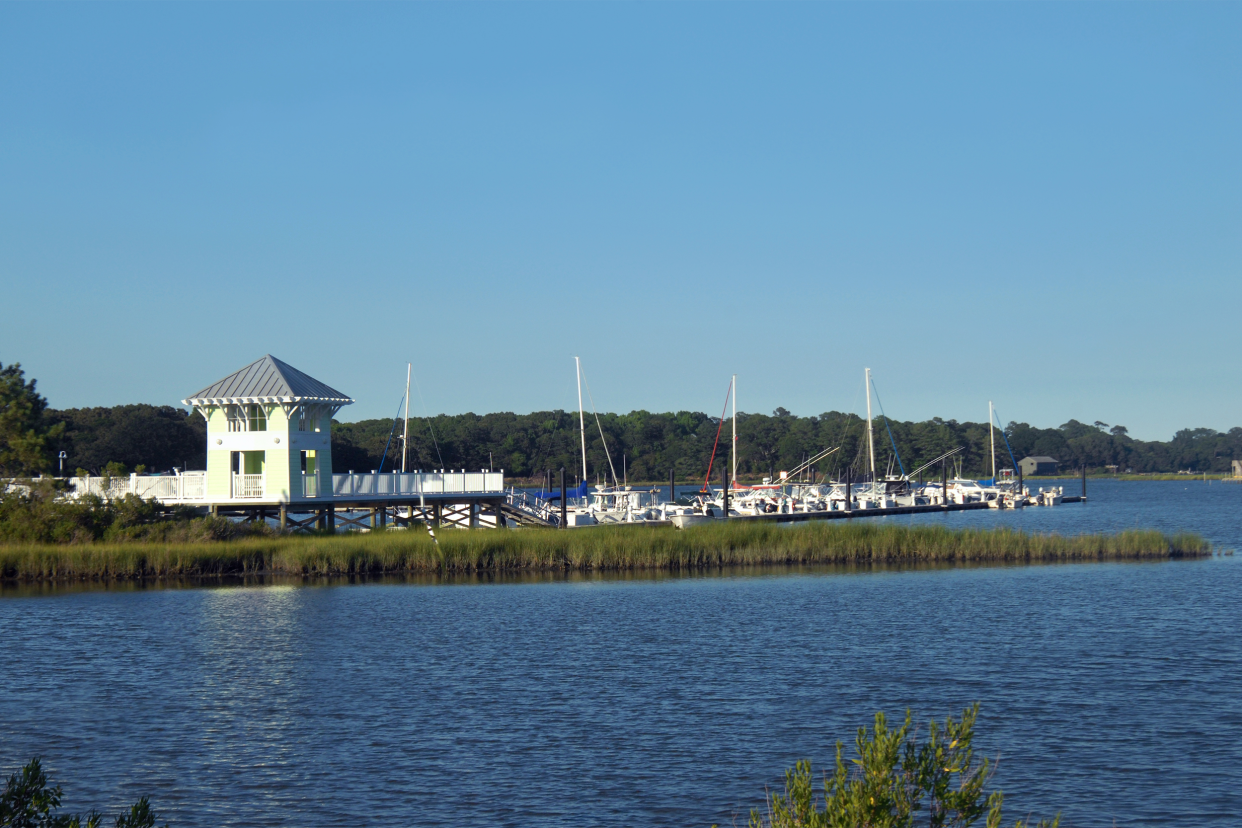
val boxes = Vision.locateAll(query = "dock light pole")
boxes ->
[845,466,852,513]
[58,451,66,476]
[1082,466,1087,500]
[559,468,567,529]
[669,468,675,504]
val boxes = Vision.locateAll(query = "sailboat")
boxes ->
[847,368,912,508]
[669,375,738,527]
[559,357,666,527]
[983,401,1027,509]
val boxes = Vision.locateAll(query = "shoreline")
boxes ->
[0,522,1211,584]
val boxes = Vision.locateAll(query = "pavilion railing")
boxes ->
[331,471,504,498]
[232,474,264,499]
[65,469,503,503]
[70,472,208,501]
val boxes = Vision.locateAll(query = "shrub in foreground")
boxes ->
[0,757,164,828]
[0,482,272,545]
[747,704,1058,828]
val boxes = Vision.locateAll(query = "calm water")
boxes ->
[2,479,1240,827]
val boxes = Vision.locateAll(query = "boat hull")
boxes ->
[671,514,715,529]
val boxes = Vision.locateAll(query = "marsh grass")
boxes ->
[0,521,1210,581]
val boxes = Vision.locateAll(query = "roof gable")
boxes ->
[1022,456,1059,463]
[183,355,353,405]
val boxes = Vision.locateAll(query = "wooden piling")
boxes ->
[559,467,567,529]
[941,460,948,508]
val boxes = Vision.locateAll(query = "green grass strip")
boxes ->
[0,522,1211,582]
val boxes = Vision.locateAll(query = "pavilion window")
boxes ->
[297,407,317,432]
[247,405,267,432]
[227,406,248,432]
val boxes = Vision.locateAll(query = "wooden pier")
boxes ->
[207,492,551,532]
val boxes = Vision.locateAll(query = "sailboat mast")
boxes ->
[575,356,588,483]
[731,374,737,488]
[401,363,411,473]
[989,400,996,481]
[865,368,876,481]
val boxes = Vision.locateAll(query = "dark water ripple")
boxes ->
[2,480,1241,827]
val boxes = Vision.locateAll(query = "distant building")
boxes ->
[183,354,353,502]
[1019,456,1059,476]
[1233,460,1242,478]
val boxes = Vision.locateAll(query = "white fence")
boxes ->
[332,471,504,498]
[65,469,503,504]
[71,472,208,502]
[232,474,264,499]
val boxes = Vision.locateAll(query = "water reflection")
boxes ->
[2,555,1201,600]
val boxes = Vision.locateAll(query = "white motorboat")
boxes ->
[1037,486,1063,506]
[947,478,986,504]
[670,512,715,529]
[583,485,665,524]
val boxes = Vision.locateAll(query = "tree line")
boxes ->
[3,362,1240,480]
[334,408,1242,483]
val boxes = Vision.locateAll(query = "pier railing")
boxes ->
[71,472,208,502]
[332,471,504,498]
[232,474,264,499]
[66,469,503,504]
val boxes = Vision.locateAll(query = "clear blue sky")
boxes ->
[2,3,1238,441]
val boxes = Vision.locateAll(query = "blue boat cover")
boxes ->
[534,480,591,500]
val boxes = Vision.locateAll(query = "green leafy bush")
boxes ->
[748,705,1058,828]
[0,757,165,828]
[0,482,270,545]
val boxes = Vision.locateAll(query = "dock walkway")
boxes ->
[722,495,1084,525]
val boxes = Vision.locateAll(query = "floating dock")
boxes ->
[709,495,1084,525]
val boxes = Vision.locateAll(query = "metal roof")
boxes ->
[1021,456,1059,463]
[183,355,353,406]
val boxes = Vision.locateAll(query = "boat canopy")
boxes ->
[534,480,591,501]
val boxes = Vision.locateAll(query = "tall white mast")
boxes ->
[731,374,737,488]
[575,356,588,483]
[401,363,411,473]
[989,400,996,481]
[865,367,876,481]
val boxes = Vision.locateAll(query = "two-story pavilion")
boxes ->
[184,354,352,504]
[163,354,518,529]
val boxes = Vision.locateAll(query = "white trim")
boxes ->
[183,396,353,405]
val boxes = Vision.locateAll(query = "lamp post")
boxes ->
[58,451,66,477]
